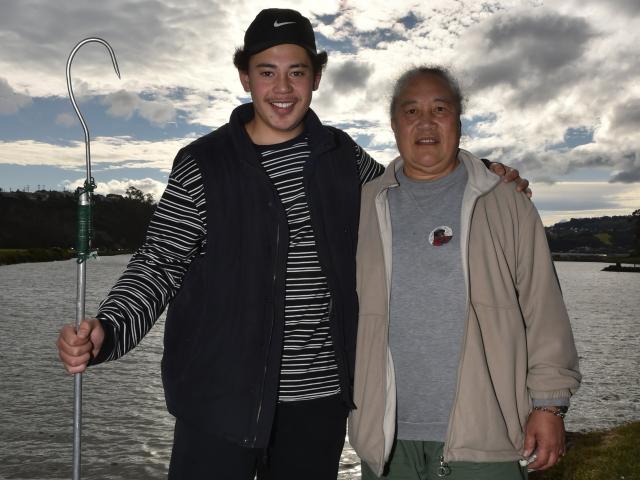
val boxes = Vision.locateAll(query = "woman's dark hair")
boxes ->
[389,66,465,120]
[233,48,328,75]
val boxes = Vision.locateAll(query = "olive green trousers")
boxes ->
[361,440,527,480]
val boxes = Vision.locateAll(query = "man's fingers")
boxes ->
[522,433,536,458]
[530,449,560,471]
[57,321,96,373]
[489,162,507,176]
[502,167,520,182]
[58,348,91,374]
[76,319,95,339]
[514,177,529,192]
[524,426,565,470]
[58,337,93,357]
[58,324,89,348]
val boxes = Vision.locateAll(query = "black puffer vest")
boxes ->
[161,104,361,448]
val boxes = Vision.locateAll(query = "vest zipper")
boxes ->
[252,221,280,446]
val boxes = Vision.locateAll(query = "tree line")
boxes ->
[2,187,638,258]
[0,187,155,252]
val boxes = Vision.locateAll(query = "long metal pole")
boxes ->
[73,251,86,480]
[66,37,120,480]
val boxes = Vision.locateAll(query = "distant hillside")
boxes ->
[546,212,639,256]
[0,189,155,252]
[1,190,638,259]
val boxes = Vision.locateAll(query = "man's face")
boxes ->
[391,73,461,180]
[239,43,321,145]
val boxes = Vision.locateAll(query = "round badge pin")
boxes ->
[429,226,453,246]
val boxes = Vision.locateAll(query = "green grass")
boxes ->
[530,421,640,480]
[594,233,613,245]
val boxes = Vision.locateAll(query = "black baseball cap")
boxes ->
[243,8,318,56]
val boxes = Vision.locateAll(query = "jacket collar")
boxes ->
[377,148,500,195]
[228,102,335,159]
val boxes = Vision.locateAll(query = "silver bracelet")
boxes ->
[532,406,568,419]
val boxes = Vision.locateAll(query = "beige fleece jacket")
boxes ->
[348,150,581,476]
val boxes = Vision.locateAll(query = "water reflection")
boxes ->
[0,258,638,479]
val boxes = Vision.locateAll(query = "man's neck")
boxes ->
[244,118,305,146]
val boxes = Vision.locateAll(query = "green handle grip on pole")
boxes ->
[77,199,91,257]
[76,179,96,264]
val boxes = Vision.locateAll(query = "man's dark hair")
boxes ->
[389,66,465,120]
[233,48,328,75]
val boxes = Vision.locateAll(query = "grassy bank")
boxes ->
[0,248,132,266]
[530,421,640,480]
[0,248,74,265]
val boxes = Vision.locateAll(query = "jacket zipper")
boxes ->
[377,187,395,474]
[252,219,280,445]
[437,455,452,477]
[441,185,483,463]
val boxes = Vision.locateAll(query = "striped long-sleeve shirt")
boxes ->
[96,135,384,401]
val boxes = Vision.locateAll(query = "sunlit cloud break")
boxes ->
[0,0,638,224]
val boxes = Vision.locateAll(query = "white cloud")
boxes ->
[102,90,176,126]
[55,112,77,127]
[62,176,168,201]
[103,90,139,119]
[533,181,640,225]
[0,137,192,171]
[0,78,32,114]
[0,0,638,214]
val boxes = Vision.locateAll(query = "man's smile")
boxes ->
[415,136,439,145]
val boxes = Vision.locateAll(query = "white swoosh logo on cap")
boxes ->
[274,20,296,27]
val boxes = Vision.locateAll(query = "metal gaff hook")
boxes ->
[66,38,120,182]
[65,37,120,480]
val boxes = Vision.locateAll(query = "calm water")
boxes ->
[0,257,638,479]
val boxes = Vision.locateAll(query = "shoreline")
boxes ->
[0,248,133,266]
[601,263,640,273]
[552,253,640,273]
[3,249,638,267]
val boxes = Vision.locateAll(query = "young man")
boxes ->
[349,67,581,480]
[57,10,528,479]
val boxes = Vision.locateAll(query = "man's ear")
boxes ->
[391,116,397,135]
[239,70,251,93]
[313,72,322,91]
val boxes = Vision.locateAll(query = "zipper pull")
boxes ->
[436,455,451,477]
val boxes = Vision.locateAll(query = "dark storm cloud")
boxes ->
[328,61,374,94]
[610,153,640,183]
[610,99,640,135]
[465,12,598,105]
[0,0,228,78]
[611,169,640,182]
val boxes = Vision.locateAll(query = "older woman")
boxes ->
[349,67,581,480]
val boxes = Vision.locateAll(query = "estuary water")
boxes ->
[0,257,638,479]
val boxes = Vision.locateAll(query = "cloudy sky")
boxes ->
[1,0,639,225]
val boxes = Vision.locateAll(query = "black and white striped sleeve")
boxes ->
[355,144,385,186]
[93,153,206,363]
